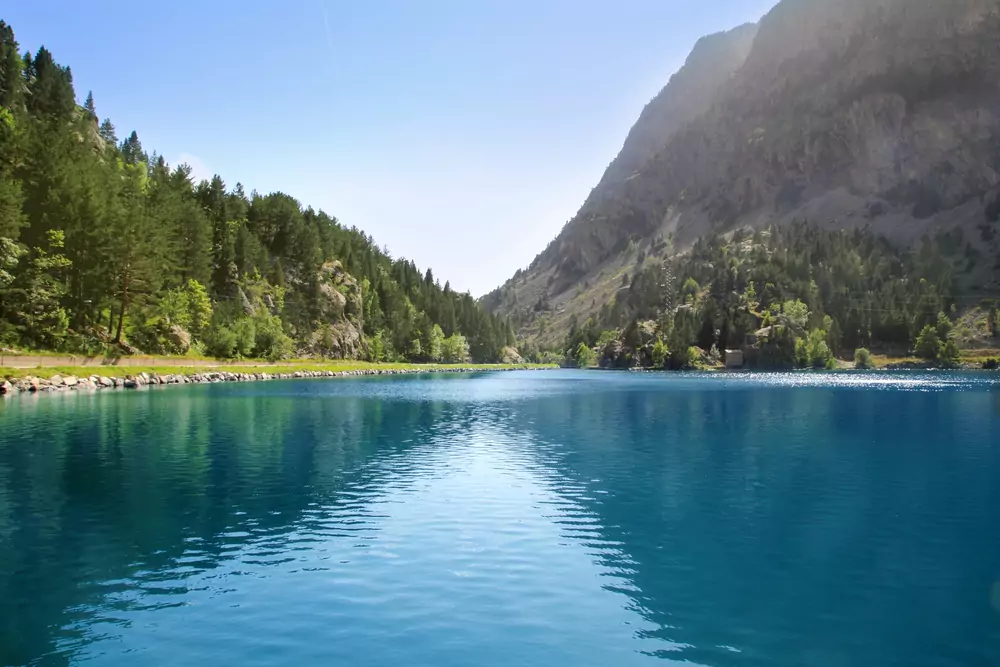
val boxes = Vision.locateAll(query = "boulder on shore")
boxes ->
[167,325,192,354]
[499,346,524,364]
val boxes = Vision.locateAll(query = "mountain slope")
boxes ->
[485,0,1000,347]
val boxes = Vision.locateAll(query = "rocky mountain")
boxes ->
[484,0,1000,347]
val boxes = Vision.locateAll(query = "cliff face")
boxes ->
[485,0,1000,345]
[304,260,366,360]
[588,23,759,207]
[527,22,760,292]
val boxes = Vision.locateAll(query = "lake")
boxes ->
[1,370,999,666]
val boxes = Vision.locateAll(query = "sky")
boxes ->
[5,0,777,296]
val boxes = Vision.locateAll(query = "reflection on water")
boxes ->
[1,371,999,666]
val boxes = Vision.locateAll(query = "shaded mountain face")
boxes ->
[485,0,1000,346]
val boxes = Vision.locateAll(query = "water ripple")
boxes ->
[1,371,998,666]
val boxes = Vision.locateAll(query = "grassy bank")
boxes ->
[1,360,556,381]
[866,349,1000,369]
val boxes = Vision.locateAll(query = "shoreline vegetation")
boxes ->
[3,349,997,398]
[508,225,1000,374]
[592,353,1000,373]
[0,360,556,396]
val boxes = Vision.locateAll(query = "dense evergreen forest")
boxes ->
[0,21,516,363]
[559,224,998,369]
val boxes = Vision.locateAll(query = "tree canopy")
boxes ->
[562,222,964,369]
[0,21,515,362]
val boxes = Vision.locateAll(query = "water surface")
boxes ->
[1,371,999,666]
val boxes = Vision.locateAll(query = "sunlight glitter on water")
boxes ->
[1,370,999,666]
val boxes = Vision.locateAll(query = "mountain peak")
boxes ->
[485,0,1000,347]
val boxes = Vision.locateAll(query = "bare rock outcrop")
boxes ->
[304,260,367,359]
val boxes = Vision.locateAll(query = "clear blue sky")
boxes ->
[5,1,776,296]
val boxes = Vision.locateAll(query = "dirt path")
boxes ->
[0,354,281,370]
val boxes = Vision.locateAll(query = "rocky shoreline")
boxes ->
[0,367,528,396]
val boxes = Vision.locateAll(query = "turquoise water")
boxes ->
[1,371,1000,666]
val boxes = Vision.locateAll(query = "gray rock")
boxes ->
[167,325,192,354]
[238,287,255,316]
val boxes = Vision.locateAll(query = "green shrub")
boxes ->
[940,339,961,367]
[757,325,797,369]
[538,351,564,366]
[253,313,293,361]
[914,325,942,359]
[782,299,811,331]
[232,318,256,358]
[367,330,400,362]
[651,337,668,368]
[574,342,596,368]
[914,313,961,366]
[597,329,618,347]
[205,324,238,358]
[707,344,722,365]
[795,329,833,369]
[158,279,213,340]
[854,347,875,369]
[441,334,470,363]
[423,324,444,362]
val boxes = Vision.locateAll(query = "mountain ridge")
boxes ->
[485,0,1000,348]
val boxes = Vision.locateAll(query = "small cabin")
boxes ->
[725,349,744,369]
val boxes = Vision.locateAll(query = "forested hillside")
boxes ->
[556,224,999,370]
[0,21,515,363]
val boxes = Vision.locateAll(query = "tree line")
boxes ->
[0,22,516,362]
[560,223,997,369]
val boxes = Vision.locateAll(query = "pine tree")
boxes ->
[98,118,117,144]
[24,47,75,119]
[0,21,26,110]
[120,130,145,165]
[0,108,24,240]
